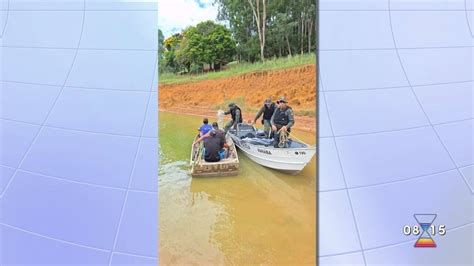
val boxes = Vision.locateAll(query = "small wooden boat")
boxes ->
[190,133,239,177]
[229,123,316,174]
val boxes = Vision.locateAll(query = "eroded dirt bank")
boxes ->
[159,65,317,133]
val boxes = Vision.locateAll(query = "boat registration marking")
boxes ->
[239,141,250,149]
[257,148,272,155]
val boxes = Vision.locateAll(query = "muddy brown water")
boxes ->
[159,111,316,265]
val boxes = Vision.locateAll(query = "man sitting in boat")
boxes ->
[224,103,243,132]
[194,122,228,160]
[270,97,295,148]
[211,122,226,143]
[203,131,225,162]
[252,97,276,138]
[198,117,213,137]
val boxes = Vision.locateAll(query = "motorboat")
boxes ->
[228,123,316,174]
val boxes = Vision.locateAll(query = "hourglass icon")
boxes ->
[414,214,437,248]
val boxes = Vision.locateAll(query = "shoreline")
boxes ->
[159,108,316,134]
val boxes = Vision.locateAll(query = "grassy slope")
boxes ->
[159,53,316,85]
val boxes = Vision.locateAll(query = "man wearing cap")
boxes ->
[252,98,276,138]
[224,102,243,132]
[271,96,295,147]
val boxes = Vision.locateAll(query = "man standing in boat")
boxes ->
[271,97,295,148]
[224,102,243,132]
[252,98,276,138]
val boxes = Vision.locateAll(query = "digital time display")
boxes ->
[403,214,446,248]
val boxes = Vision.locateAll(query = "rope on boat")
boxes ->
[278,128,288,148]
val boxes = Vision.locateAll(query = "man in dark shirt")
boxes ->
[193,122,228,160]
[271,96,295,148]
[211,122,226,144]
[194,122,225,145]
[224,102,243,132]
[203,131,224,162]
[252,98,276,137]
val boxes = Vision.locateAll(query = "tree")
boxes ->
[216,0,315,62]
[158,29,166,73]
[162,21,236,73]
[177,26,204,72]
[247,0,267,61]
[205,22,236,69]
[272,12,297,57]
[306,3,316,53]
[158,29,165,57]
[163,33,183,73]
[216,0,260,62]
[195,21,218,69]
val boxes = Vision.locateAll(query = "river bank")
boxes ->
[158,65,317,133]
[158,108,316,133]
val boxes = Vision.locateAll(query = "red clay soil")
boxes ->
[159,65,317,133]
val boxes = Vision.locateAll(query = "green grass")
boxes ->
[159,53,316,85]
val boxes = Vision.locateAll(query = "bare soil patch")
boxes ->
[159,65,317,133]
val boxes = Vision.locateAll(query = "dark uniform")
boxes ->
[271,97,295,148]
[254,98,276,137]
[224,103,243,132]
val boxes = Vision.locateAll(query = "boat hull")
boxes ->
[229,134,316,173]
[190,134,240,177]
